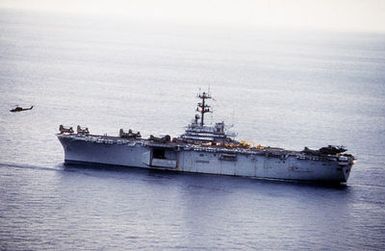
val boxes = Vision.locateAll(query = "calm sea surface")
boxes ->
[1,9,385,250]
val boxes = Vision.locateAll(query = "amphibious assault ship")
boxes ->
[57,92,355,183]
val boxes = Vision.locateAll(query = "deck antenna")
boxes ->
[232,107,235,125]
[209,84,214,123]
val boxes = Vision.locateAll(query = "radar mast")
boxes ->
[196,91,212,126]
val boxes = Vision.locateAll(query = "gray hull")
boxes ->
[58,135,352,183]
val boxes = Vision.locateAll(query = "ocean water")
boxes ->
[1,9,385,250]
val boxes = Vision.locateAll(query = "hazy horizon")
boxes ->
[1,0,385,33]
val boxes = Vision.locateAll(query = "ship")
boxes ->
[57,91,355,183]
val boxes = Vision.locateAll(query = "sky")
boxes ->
[1,0,385,33]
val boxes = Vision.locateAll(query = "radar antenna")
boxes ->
[196,91,212,126]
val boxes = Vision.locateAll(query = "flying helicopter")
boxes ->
[10,105,34,113]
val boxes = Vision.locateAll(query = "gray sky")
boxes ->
[1,0,385,32]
